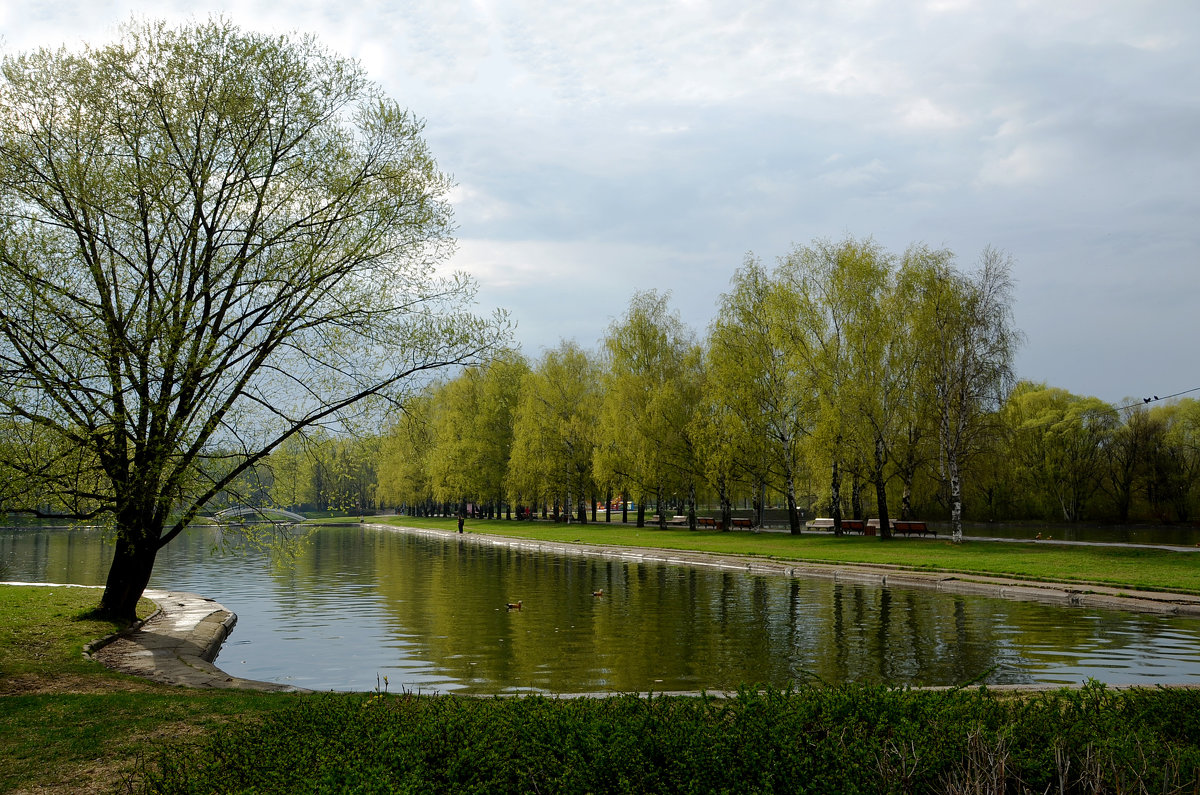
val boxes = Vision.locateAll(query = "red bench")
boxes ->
[866,519,933,536]
[894,520,933,537]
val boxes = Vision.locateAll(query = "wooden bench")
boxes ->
[696,517,717,529]
[731,517,754,529]
[806,517,872,534]
[866,519,933,537]
[894,520,933,537]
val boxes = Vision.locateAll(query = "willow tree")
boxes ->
[376,391,437,515]
[780,239,900,536]
[0,21,505,620]
[507,342,599,522]
[427,353,527,518]
[595,292,700,529]
[708,259,813,533]
[1004,382,1115,522]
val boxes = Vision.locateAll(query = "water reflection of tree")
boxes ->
[193,528,1200,691]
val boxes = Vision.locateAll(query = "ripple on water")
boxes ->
[6,524,1200,692]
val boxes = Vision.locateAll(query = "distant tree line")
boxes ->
[256,236,1199,538]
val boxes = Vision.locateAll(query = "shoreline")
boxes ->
[12,525,1200,692]
[375,523,1200,617]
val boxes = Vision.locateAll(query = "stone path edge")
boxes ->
[2,582,304,692]
[376,523,1200,618]
[89,588,306,691]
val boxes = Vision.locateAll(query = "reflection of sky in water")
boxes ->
[5,525,1200,693]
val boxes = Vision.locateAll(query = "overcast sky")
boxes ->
[6,1,1198,405]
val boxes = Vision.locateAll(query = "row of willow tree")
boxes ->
[259,236,1200,541]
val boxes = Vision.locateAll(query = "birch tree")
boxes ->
[914,247,1019,542]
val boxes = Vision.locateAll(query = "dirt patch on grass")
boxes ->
[0,673,164,697]
[6,758,135,795]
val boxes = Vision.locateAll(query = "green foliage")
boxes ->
[135,685,1200,794]
[507,342,600,518]
[1004,382,1118,521]
[595,291,702,524]
[377,391,438,511]
[706,257,814,529]
[0,18,506,617]
[428,353,528,508]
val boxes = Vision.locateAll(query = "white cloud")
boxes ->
[820,158,889,189]
[6,0,1200,401]
[898,97,965,131]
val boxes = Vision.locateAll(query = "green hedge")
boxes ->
[137,683,1200,794]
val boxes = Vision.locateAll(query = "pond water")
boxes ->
[4,524,1200,693]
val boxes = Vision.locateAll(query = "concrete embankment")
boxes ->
[380,524,1200,618]
[87,588,305,691]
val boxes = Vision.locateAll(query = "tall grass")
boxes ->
[137,683,1200,794]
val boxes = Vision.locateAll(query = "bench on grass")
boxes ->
[867,519,933,537]
[841,518,867,534]
[894,520,933,537]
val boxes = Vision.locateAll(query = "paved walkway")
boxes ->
[395,526,1200,617]
[87,588,305,691]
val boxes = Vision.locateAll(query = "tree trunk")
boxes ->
[99,533,161,623]
[635,498,644,528]
[606,488,613,523]
[755,480,766,528]
[720,496,732,532]
[687,482,697,531]
[830,460,843,536]
[874,435,892,540]
[785,472,802,535]
[949,452,963,543]
[656,486,667,529]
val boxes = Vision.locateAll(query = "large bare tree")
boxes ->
[0,20,505,619]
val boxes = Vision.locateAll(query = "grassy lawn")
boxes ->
[361,515,1200,595]
[0,585,303,794]
[5,567,1200,792]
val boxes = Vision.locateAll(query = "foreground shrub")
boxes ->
[136,682,1200,794]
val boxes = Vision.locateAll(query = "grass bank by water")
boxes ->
[0,585,304,793]
[6,529,1200,793]
[5,586,1200,793]
[361,515,1200,595]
